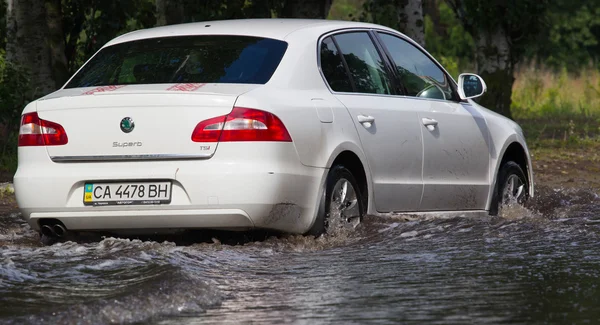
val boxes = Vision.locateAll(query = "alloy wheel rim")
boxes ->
[502,174,525,205]
[328,178,361,229]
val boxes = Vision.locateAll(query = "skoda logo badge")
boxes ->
[120,117,135,133]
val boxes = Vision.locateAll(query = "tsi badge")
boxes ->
[120,117,135,133]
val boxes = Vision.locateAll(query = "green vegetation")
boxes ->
[0,0,599,175]
[328,0,364,20]
[512,67,600,148]
[0,182,14,200]
[0,50,29,175]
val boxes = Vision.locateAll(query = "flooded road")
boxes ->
[1,186,600,324]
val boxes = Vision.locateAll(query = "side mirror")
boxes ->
[458,73,487,100]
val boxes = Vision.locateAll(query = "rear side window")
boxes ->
[320,37,353,92]
[333,32,392,95]
[65,36,288,88]
[378,33,455,101]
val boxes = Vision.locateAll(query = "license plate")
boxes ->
[83,181,172,206]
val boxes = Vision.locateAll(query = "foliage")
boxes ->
[62,0,157,72]
[0,51,30,131]
[328,0,364,20]
[525,0,600,71]
[178,0,274,20]
[0,50,31,172]
[360,0,400,30]
[423,1,474,77]
[445,0,549,64]
[512,66,600,144]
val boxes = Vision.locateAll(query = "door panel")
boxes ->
[323,31,424,212]
[375,31,491,211]
[336,95,423,212]
[418,101,490,210]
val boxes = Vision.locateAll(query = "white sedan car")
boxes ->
[14,19,534,240]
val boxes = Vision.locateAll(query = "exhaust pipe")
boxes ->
[41,224,55,237]
[53,224,67,238]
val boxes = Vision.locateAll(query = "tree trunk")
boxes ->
[475,28,514,119]
[422,0,443,36]
[156,0,184,25]
[6,0,63,97]
[398,0,425,47]
[45,0,69,87]
[281,0,333,19]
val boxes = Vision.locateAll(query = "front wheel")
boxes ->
[307,165,364,237]
[490,161,529,215]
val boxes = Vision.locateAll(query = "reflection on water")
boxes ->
[1,186,600,324]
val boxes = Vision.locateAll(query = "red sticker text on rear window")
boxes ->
[166,83,206,92]
[82,85,126,95]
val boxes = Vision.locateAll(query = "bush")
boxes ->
[0,50,32,173]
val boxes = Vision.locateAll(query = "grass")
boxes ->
[0,183,14,199]
[512,65,600,147]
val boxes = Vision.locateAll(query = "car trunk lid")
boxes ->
[36,84,259,161]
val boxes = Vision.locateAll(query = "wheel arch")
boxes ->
[325,143,373,215]
[487,136,535,210]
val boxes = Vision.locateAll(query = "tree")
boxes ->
[280,0,333,19]
[398,0,424,47]
[155,0,334,25]
[526,0,600,71]
[5,0,68,96]
[362,0,425,47]
[155,0,184,25]
[62,0,155,71]
[156,0,273,26]
[445,0,549,118]
[45,0,69,87]
[0,1,7,50]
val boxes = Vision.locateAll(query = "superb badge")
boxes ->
[120,117,135,133]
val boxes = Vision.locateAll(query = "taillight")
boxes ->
[18,112,68,146]
[192,107,292,142]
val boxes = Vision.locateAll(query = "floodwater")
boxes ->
[1,186,600,324]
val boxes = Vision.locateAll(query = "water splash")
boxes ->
[1,186,600,324]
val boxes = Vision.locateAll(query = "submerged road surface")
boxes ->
[1,186,600,324]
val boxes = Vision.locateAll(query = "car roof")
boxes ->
[104,18,397,47]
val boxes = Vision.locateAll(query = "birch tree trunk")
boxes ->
[6,0,66,97]
[398,0,425,47]
[281,0,333,19]
[475,28,514,119]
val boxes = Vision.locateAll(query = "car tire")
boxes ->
[490,161,529,216]
[307,165,364,237]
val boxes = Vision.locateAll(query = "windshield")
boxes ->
[64,35,288,88]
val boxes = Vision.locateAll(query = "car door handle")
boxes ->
[357,115,375,124]
[422,118,438,126]
[422,118,438,131]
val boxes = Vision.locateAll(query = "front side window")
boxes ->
[332,32,393,95]
[378,33,455,101]
[65,35,288,88]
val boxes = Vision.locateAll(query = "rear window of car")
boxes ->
[64,35,288,88]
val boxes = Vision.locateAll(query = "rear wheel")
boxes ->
[307,165,364,237]
[490,161,529,215]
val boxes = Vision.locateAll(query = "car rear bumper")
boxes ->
[27,208,255,231]
[14,143,327,234]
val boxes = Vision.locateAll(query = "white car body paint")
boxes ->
[14,19,533,234]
